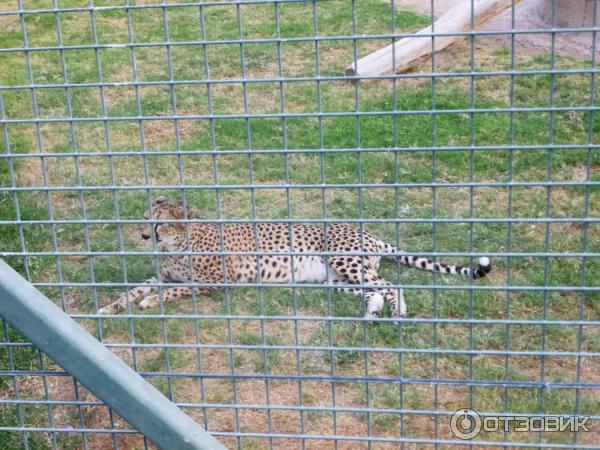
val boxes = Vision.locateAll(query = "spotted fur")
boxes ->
[98,197,491,318]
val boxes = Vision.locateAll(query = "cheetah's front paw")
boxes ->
[139,295,160,310]
[98,301,125,315]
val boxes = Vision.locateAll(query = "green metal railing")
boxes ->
[0,260,225,450]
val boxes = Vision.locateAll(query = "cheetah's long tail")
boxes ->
[382,244,491,279]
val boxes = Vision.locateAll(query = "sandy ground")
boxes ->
[395,0,600,59]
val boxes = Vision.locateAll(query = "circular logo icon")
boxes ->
[450,408,482,440]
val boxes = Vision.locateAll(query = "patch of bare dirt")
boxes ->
[482,0,600,58]
[3,367,152,450]
[394,0,600,59]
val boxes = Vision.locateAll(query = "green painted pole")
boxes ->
[0,259,225,450]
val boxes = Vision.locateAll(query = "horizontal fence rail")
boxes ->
[0,0,598,449]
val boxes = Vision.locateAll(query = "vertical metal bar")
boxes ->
[88,0,113,348]
[123,0,141,365]
[275,2,304,449]
[54,6,94,446]
[429,0,439,446]
[236,2,274,443]
[350,2,372,447]
[467,0,476,413]
[574,1,598,446]
[273,3,288,447]
[97,2,133,447]
[389,1,406,446]
[82,9,120,440]
[18,3,62,447]
[539,0,559,427]
[53,0,94,321]
[503,2,517,447]
[35,349,58,449]
[1,318,30,450]
[83,7,121,438]
[72,378,94,450]
[198,2,216,432]
[159,0,177,404]
[311,3,337,449]
[236,5,250,447]
[123,4,150,447]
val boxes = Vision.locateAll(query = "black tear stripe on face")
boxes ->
[154,223,164,241]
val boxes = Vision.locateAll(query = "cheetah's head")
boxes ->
[141,196,199,249]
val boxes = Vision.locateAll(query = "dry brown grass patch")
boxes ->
[18,156,46,187]
[6,369,151,449]
[142,112,205,148]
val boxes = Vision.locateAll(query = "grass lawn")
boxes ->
[0,0,599,449]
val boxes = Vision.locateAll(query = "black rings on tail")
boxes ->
[397,255,492,279]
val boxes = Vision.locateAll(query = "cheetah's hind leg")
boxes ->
[384,288,407,318]
[331,278,384,320]
[363,291,385,320]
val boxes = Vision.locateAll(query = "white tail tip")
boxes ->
[478,257,490,267]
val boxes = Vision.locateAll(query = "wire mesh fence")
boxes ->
[0,0,599,448]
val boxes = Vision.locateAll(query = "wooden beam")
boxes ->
[346,0,517,79]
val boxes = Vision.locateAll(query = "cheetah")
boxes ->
[98,197,491,318]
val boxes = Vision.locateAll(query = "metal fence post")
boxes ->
[0,259,226,450]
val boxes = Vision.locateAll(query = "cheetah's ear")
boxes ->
[155,196,167,204]
[187,206,200,219]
